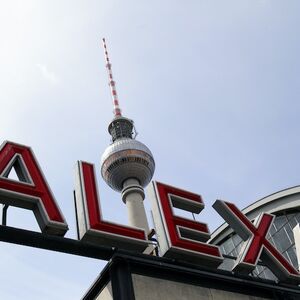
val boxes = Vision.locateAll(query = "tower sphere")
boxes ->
[101,137,155,192]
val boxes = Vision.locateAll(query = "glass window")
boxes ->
[258,271,266,279]
[228,247,238,257]
[272,226,291,253]
[294,213,300,224]
[288,217,298,229]
[236,241,243,254]
[284,223,294,243]
[220,244,226,255]
[252,267,259,276]
[286,246,298,268]
[287,213,296,221]
[269,223,277,237]
[218,257,235,271]
[267,235,276,248]
[256,264,264,275]
[274,215,288,230]
[263,268,277,281]
[282,250,289,261]
[222,238,235,255]
[232,234,242,247]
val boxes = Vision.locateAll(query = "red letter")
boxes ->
[213,200,300,284]
[148,181,223,267]
[74,161,149,252]
[0,141,68,235]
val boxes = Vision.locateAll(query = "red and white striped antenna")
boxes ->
[102,38,122,117]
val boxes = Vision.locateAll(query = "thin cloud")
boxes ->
[36,63,59,84]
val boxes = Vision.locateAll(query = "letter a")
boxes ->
[0,141,68,236]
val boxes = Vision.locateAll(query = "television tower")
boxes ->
[100,39,155,234]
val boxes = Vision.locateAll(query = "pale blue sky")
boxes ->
[1,0,300,298]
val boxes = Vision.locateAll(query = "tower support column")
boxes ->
[122,178,150,234]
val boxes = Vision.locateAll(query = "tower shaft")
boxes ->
[122,178,150,233]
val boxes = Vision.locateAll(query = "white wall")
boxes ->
[132,274,270,300]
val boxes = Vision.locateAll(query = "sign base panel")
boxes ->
[83,253,300,300]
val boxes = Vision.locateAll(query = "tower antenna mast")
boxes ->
[102,38,122,117]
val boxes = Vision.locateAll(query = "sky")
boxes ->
[0,0,300,298]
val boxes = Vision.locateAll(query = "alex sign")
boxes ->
[0,141,299,285]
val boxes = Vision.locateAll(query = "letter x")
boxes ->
[213,200,300,284]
